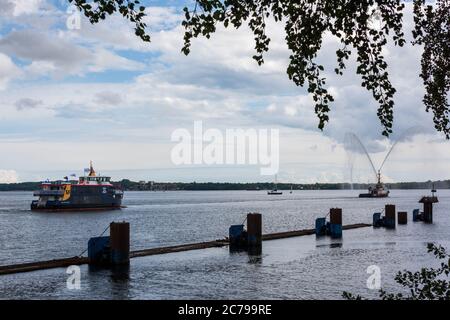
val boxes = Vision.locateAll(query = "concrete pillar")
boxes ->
[329,208,342,238]
[423,202,433,223]
[247,213,262,248]
[385,204,396,229]
[110,222,130,265]
[398,211,407,225]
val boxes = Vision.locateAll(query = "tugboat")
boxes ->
[31,162,123,211]
[359,171,389,198]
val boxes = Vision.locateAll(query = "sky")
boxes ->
[0,0,449,184]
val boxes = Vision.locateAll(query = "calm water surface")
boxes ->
[0,190,449,299]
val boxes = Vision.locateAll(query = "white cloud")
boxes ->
[0,0,43,17]
[24,60,57,77]
[88,48,145,73]
[0,2,448,182]
[0,0,15,16]
[15,98,43,111]
[11,0,43,16]
[0,29,145,78]
[0,169,18,183]
[0,53,21,89]
[93,91,123,106]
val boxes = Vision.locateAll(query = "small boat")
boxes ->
[359,171,389,198]
[431,183,437,194]
[268,175,283,195]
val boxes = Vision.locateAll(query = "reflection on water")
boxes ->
[88,264,131,282]
[247,246,262,257]
[110,265,130,282]
[247,254,262,265]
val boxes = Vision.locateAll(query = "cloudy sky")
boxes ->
[0,0,449,183]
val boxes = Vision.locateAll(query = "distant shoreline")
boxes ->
[0,180,448,192]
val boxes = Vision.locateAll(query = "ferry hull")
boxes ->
[31,202,123,212]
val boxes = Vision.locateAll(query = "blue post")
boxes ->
[329,223,342,238]
[229,224,244,247]
[373,212,382,227]
[315,217,326,236]
[413,208,420,222]
[88,236,110,265]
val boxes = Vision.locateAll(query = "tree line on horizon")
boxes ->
[0,179,448,191]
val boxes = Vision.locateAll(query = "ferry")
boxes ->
[358,171,389,198]
[31,162,123,211]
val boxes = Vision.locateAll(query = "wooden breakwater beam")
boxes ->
[0,257,88,275]
[0,223,371,276]
[263,223,370,240]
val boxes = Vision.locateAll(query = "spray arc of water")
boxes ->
[379,126,425,172]
[345,126,425,184]
[344,133,378,181]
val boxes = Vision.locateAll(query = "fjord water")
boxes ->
[0,190,449,299]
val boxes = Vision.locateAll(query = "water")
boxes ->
[0,190,449,299]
